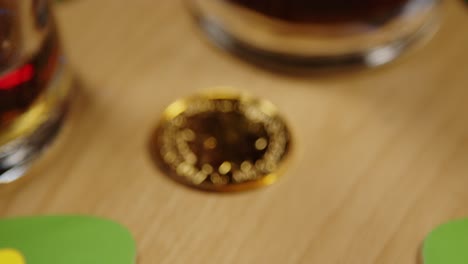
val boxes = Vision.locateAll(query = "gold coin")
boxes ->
[149,91,292,192]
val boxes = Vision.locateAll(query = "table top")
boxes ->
[1,1,468,263]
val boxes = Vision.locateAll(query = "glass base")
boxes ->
[0,65,72,184]
[0,105,67,183]
[190,0,440,68]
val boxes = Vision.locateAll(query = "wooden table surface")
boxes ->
[1,1,468,263]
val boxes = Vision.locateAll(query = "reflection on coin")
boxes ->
[150,91,292,192]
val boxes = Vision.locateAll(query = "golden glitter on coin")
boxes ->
[149,91,292,192]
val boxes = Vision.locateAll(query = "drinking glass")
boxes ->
[0,0,71,183]
[187,0,440,67]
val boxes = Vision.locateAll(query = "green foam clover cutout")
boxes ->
[423,218,468,264]
[0,215,136,264]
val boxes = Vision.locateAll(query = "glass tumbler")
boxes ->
[0,0,71,183]
[187,0,440,67]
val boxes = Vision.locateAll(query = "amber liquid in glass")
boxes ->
[0,0,70,149]
[0,33,59,126]
[0,31,63,146]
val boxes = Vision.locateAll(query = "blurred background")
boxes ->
[0,0,468,263]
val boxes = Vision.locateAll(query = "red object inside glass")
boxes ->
[0,64,35,90]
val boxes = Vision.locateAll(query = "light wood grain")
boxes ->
[1,0,468,263]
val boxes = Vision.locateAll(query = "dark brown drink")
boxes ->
[0,32,59,127]
[226,0,412,23]
[189,0,439,67]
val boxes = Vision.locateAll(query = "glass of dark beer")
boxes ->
[0,0,72,183]
[187,0,440,67]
